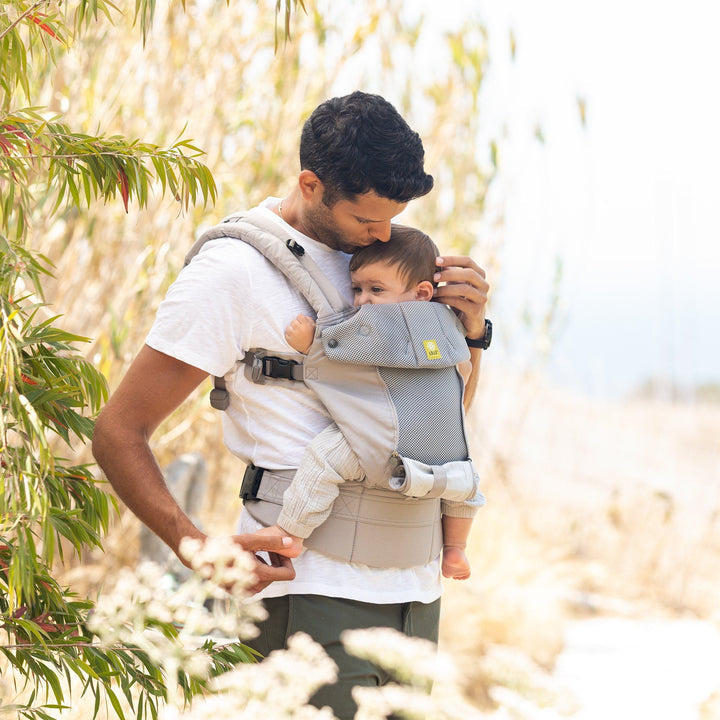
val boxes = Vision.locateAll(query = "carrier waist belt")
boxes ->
[243,469,442,569]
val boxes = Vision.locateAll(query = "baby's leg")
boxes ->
[441,516,472,580]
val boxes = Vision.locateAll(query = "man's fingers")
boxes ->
[233,532,293,554]
[434,279,488,328]
[433,255,489,338]
[434,280,487,305]
[267,552,295,570]
[243,553,296,595]
[434,265,488,293]
[252,554,295,592]
[436,255,485,277]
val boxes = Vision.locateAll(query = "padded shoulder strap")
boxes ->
[185,208,350,318]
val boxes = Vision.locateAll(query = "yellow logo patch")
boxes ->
[423,340,442,360]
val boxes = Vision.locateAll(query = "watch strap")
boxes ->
[466,318,492,350]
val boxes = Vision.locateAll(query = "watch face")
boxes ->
[483,319,492,349]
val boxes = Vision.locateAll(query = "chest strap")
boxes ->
[210,351,304,409]
[241,467,442,569]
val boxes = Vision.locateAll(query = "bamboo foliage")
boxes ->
[1,1,304,717]
[0,108,218,241]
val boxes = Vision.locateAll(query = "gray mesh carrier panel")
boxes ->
[379,366,468,465]
[324,305,415,366]
[322,303,467,370]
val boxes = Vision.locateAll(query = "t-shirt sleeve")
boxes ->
[146,239,254,377]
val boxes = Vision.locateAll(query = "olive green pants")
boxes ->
[245,593,441,720]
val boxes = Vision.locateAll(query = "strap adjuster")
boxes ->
[240,464,265,502]
[286,239,305,257]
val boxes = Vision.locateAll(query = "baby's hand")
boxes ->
[285,314,316,355]
[255,525,304,558]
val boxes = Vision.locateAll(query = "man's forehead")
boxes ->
[341,192,407,220]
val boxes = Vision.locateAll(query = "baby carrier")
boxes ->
[185,208,483,568]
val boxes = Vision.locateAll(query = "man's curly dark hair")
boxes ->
[300,91,434,206]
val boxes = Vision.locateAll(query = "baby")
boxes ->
[260,225,483,580]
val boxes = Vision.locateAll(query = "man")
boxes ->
[92,91,490,719]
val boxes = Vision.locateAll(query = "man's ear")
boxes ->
[298,170,324,202]
[414,281,434,301]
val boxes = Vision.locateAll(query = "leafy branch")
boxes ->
[1,109,217,240]
[1,1,308,718]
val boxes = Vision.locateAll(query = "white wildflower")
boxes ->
[163,632,339,720]
[179,535,258,598]
[342,628,455,686]
[344,628,484,720]
[88,538,268,708]
[353,682,485,720]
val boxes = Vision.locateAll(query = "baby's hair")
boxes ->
[349,225,440,288]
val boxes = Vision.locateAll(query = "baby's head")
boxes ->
[349,225,438,306]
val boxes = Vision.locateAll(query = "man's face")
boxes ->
[303,191,408,254]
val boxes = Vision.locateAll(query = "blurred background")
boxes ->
[32,0,720,717]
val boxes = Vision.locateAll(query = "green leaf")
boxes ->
[105,687,126,720]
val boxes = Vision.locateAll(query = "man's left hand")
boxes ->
[434,255,489,339]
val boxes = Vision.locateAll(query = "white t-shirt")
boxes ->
[146,199,442,604]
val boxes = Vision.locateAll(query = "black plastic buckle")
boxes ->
[261,356,298,380]
[240,464,264,502]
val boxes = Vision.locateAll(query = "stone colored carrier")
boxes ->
[185,209,481,568]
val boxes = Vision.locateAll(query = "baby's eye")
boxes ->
[371,287,384,293]
[352,286,362,294]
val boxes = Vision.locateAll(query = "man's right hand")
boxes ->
[232,533,297,595]
[179,533,297,596]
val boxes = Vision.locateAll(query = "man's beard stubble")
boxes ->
[301,202,355,254]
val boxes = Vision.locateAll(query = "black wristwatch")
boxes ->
[466,318,492,350]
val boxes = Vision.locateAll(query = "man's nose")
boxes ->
[370,221,392,243]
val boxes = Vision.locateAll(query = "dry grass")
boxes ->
[475,365,720,616]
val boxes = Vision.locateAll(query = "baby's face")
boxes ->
[350,261,420,306]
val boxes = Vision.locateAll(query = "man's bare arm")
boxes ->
[461,347,484,413]
[92,345,295,592]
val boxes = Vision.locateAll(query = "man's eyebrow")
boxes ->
[353,215,382,223]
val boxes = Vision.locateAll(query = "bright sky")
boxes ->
[418,0,720,398]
